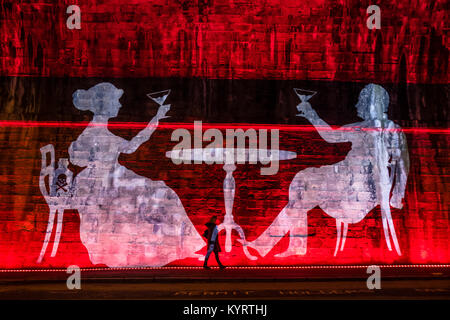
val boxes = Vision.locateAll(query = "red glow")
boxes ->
[0,121,448,134]
[0,1,447,83]
[0,123,448,268]
[1,264,449,273]
[0,0,448,269]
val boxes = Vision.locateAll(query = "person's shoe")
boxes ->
[203,265,211,269]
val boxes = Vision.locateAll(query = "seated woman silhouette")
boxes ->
[246,84,409,258]
[69,82,205,267]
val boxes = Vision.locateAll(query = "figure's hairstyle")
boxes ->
[72,82,123,115]
[356,84,389,119]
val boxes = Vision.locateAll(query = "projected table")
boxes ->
[166,147,297,260]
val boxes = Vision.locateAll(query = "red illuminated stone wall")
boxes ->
[0,0,448,268]
[1,0,448,82]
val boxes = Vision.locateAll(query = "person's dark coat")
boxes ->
[204,222,221,253]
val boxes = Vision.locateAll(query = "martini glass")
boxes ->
[294,88,317,116]
[147,89,171,119]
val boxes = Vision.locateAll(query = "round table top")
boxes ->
[166,148,297,163]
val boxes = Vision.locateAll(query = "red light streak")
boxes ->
[0,121,448,134]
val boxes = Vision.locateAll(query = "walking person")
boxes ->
[203,216,226,269]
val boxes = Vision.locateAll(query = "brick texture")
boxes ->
[0,0,448,268]
[0,0,448,82]
[0,78,448,268]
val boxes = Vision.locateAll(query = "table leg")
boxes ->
[218,164,257,260]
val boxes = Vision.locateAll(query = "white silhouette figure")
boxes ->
[38,83,205,267]
[245,84,410,258]
[37,147,73,263]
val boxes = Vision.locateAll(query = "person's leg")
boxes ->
[214,251,225,269]
[273,206,308,257]
[203,244,214,268]
[245,205,291,257]
[246,170,316,258]
[245,201,309,258]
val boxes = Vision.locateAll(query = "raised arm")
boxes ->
[120,104,170,154]
[297,101,349,143]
